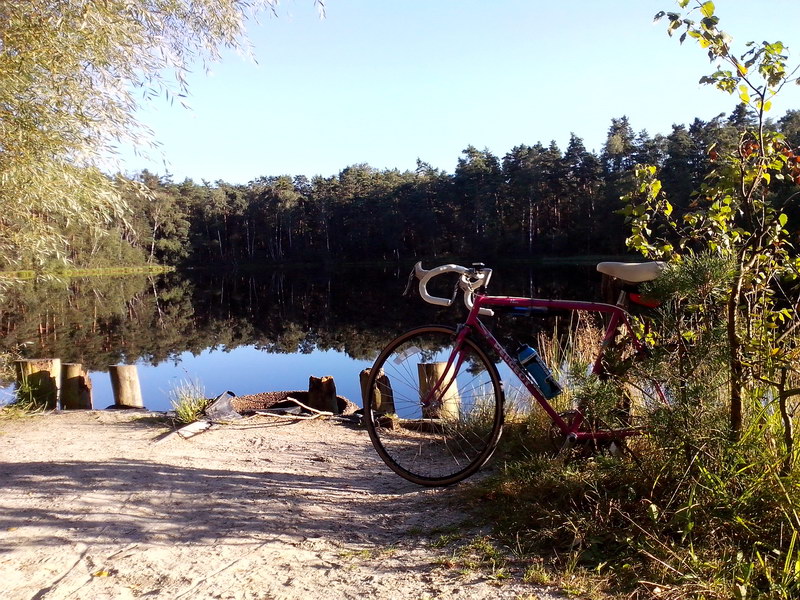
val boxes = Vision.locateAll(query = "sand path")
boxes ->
[0,411,560,600]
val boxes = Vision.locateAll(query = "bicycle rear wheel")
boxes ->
[364,325,504,486]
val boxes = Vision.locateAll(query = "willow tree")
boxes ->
[0,0,322,269]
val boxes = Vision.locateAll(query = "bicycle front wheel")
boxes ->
[364,325,504,486]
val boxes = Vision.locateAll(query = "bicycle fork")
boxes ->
[417,330,470,416]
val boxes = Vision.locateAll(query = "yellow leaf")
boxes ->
[739,85,750,104]
[92,570,112,577]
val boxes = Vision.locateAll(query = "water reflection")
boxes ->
[0,262,600,411]
[87,347,375,413]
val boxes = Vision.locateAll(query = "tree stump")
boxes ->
[418,362,461,420]
[307,375,338,414]
[14,358,61,410]
[360,368,395,413]
[61,363,93,410]
[109,365,144,408]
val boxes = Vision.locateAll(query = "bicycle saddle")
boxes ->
[596,261,666,283]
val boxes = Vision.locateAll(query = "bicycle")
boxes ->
[363,260,667,486]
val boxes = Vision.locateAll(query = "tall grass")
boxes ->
[471,313,800,599]
[169,379,209,424]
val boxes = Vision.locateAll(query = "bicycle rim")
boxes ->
[364,325,504,486]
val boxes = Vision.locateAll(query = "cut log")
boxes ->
[418,362,460,420]
[359,368,395,413]
[61,363,93,410]
[307,375,339,414]
[14,358,61,410]
[109,365,144,408]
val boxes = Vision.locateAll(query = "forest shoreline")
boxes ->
[2,254,641,277]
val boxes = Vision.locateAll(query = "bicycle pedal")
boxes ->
[558,433,578,454]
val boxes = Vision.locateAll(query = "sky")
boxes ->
[118,0,800,184]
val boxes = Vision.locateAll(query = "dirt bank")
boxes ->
[0,411,560,599]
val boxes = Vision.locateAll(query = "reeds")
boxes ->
[473,316,800,599]
[169,379,209,424]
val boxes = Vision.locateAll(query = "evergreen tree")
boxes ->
[454,146,504,253]
[562,134,604,252]
[661,124,697,212]
[779,109,800,148]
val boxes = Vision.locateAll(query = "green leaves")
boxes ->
[661,0,796,165]
[0,0,281,268]
[620,164,677,259]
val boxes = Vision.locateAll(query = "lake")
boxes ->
[0,262,601,411]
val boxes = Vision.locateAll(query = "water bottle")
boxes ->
[517,344,562,399]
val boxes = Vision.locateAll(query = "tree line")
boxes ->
[119,106,800,269]
[16,106,799,271]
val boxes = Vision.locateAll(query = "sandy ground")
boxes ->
[0,410,562,600]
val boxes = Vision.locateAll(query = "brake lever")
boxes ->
[450,282,460,306]
[402,266,417,297]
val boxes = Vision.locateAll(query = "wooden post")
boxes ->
[14,359,61,410]
[360,368,395,413]
[418,362,461,420]
[109,365,144,408]
[307,375,338,414]
[61,363,93,410]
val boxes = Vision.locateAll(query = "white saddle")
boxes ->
[596,261,666,284]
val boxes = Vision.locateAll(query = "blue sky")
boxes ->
[120,0,800,184]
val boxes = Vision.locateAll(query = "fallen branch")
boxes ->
[284,396,334,416]
[254,410,325,421]
[253,396,335,421]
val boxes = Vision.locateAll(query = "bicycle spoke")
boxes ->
[364,326,504,486]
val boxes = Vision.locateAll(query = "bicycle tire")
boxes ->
[364,325,504,486]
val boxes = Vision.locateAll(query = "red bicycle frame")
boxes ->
[422,290,659,445]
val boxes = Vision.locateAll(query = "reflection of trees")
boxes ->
[0,264,597,381]
[0,274,199,373]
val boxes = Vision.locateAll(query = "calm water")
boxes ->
[87,347,373,412]
[0,262,600,411]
